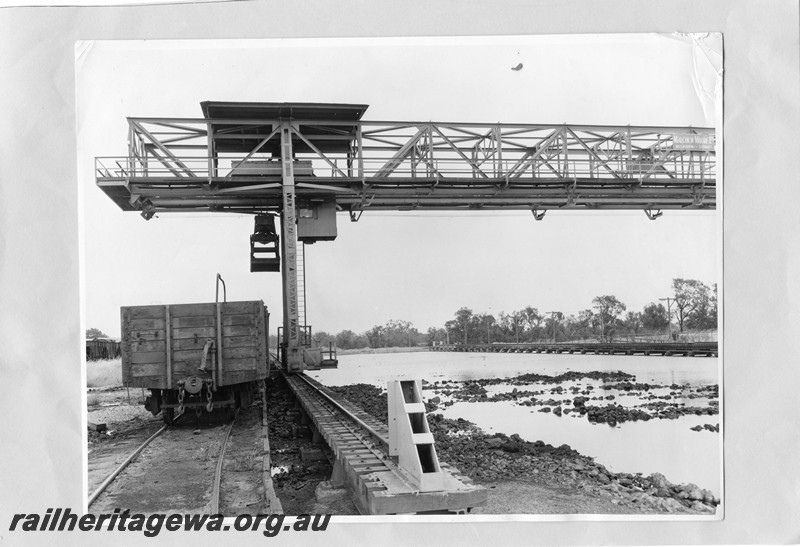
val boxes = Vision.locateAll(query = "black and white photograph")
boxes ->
[2,1,799,545]
[79,35,721,518]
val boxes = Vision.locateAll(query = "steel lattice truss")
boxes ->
[96,106,716,219]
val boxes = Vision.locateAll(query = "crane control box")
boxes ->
[298,200,337,243]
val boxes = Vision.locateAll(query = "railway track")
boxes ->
[88,406,265,515]
[87,374,484,515]
[284,373,486,514]
[209,411,236,514]
[88,412,184,507]
[292,373,389,445]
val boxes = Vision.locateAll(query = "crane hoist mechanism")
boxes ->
[96,101,716,373]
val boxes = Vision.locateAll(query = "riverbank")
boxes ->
[329,382,719,515]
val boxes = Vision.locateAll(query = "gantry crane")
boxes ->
[96,102,716,372]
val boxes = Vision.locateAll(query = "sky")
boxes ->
[76,34,720,338]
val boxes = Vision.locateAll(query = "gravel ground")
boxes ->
[87,387,155,432]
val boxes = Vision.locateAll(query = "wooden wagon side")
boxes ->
[121,300,268,391]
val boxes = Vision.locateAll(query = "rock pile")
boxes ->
[425,374,720,427]
[690,423,720,432]
[581,404,653,425]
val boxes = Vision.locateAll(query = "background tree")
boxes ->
[591,295,626,342]
[384,319,420,347]
[708,283,718,327]
[672,278,715,332]
[476,313,496,343]
[426,326,447,346]
[444,319,458,344]
[496,312,514,343]
[314,330,335,346]
[672,278,694,332]
[685,282,717,330]
[571,310,595,340]
[622,311,643,337]
[362,320,421,348]
[334,329,355,350]
[519,306,543,341]
[562,314,580,340]
[454,307,474,344]
[428,280,716,346]
[365,325,384,348]
[543,311,564,342]
[510,311,523,343]
[641,302,670,331]
[86,327,109,339]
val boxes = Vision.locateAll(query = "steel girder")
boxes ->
[96,116,716,217]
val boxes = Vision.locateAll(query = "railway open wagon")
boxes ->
[121,300,269,424]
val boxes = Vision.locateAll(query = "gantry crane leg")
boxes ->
[279,121,304,372]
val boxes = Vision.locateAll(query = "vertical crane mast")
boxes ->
[279,121,302,372]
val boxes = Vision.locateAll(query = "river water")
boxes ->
[307,351,722,495]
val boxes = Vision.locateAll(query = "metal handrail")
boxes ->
[95,154,715,182]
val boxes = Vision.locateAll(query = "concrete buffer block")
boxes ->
[387,379,445,492]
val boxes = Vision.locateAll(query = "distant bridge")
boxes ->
[432,342,718,357]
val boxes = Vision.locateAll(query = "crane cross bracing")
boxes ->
[96,102,716,218]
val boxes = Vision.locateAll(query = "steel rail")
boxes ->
[292,373,388,446]
[87,412,184,507]
[209,409,238,515]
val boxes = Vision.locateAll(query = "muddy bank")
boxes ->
[329,383,719,515]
